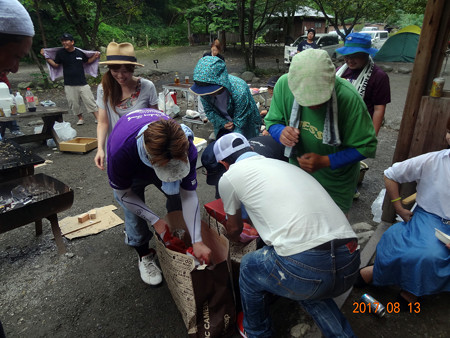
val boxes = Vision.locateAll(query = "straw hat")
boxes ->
[99,42,143,67]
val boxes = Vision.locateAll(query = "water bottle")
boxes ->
[25,88,36,112]
[15,92,26,113]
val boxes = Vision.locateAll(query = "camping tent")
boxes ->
[373,25,421,62]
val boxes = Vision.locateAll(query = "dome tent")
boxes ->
[373,25,421,62]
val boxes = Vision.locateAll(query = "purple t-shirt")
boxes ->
[339,64,391,117]
[107,109,198,191]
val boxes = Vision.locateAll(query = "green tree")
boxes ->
[311,0,394,39]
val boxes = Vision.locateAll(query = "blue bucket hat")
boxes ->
[336,32,378,56]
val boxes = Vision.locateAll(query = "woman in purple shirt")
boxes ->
[107,108,211,286]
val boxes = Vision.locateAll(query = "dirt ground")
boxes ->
[1,45,449,338]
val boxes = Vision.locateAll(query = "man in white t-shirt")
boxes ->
[214,133,360,338]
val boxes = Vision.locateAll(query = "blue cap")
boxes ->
[336,32,378,56]
[189,81,223,96]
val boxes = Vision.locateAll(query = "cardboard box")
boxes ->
[193,137,207,169]
[59,137,98,153]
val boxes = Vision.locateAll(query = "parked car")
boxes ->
[365,30,389,49]
[284,33,340,64]
[361,26,378,32]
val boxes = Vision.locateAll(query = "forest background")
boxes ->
[21,0,427,76]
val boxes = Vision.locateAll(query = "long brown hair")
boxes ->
[144,119,189,166]
[211,39,222,53]
[101,64,135,114]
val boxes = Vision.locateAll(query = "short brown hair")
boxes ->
[144,119,189,166]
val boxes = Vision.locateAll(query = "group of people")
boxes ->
[1,1,449,336]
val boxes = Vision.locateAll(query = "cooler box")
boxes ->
[193,137,207,169]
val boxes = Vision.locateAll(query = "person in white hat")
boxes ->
[265,49,377,214]
[40,33,100,125]
[213,132,359,338]
[94,42,158,171]
[0,0,34,74]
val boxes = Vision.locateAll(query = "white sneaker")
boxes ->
[138,251,163,286]
[76,119,85,125]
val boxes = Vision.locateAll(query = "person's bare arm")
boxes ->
[94,107,109,170]
[40,49,60,68]
[225,210,244,242]
[384,175,413,222]
[87,51,100,64]
[372,105,386,136]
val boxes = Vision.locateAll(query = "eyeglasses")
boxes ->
[344,53,367,60]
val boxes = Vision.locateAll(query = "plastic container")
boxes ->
[25,88,36,112]
[15,92,26,114]
[0,83,13,116]
[10,94,17,115]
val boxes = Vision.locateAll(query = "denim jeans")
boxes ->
[113,177,181,247]
[239,241,360,338]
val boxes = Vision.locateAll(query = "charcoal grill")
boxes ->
[0,173,74,254]
[0,140,44,183]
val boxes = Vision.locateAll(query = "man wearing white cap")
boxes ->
[265,49,377,214]
[214,132,359,337]
[0,0,34,74]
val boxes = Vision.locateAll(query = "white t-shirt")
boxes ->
[219,155,356,256]
[384,149,450,219]
[96,78,158,136]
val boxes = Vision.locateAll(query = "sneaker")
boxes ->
[138,249,163,286]
[76,119,85,125]
[237,311,248,338]
[95,119,98,124]
[11,130,24,136]
[353,191,361,199]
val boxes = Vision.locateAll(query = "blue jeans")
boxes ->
[113,177,181,247]
[239,241,360,338]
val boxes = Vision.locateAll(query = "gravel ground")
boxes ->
[1,45,449,338]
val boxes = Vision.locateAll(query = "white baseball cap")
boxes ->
[213,133,251,162]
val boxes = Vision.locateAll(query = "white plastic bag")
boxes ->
[53,121,76,141]
[158,92,180,118]
[371,188,385,223]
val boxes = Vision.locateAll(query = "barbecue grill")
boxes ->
[0,173,74,254]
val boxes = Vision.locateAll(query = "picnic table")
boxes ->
[0,107,68,147]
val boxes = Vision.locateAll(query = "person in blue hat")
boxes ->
[336,32,390,135]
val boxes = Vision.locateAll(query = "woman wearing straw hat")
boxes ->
[95,42,158,170]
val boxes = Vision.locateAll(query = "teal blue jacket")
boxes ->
[193,56,260,138]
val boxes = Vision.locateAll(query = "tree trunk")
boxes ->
[220,30,226,51]
[29,49,49,88]
[237,0,250,69]
[33,0,47,48]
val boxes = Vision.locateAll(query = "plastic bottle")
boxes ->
[15,92,26,113]
[25,88,36,112]
[174,72,180,85]
[10,94,17,115]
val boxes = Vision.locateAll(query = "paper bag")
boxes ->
[155,219,236,337]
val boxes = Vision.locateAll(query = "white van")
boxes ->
[365,30,389,49]
[284,33,340,64]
